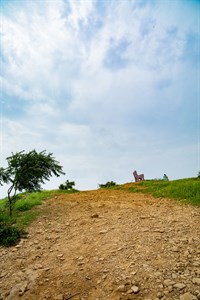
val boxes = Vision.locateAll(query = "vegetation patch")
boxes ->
[127,178,200,206]
[99,181,119,189]
[0,189,79,247]
[0,223,26,247]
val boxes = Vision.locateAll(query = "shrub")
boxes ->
[59,180,75,190]
[99,181,117,188]
[0,223,24,247]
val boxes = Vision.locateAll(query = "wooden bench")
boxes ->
[133,170,144,182]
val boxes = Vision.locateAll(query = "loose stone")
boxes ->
[131,285,140,293]
[116,285,127,292]
[174,283,186,290]
[193,278,200,285]
[180,292,198,300]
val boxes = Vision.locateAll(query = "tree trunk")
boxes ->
[7,185,14,217]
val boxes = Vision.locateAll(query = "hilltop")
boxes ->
[0,181,200,300]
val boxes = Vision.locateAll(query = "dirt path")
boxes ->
[0,188,200,300]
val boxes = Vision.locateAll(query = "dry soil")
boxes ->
[0,187,200,300]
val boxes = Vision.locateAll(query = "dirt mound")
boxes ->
[0,189,200,300]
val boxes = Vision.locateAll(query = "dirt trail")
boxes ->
[0,188,200,300]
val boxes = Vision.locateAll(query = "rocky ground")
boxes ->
[0,186,200,300]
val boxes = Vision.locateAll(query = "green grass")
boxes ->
[127,178,200,206]
[1,189,79,219]
[0,189,79,246]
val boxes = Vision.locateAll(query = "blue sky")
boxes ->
[0,0,199,196]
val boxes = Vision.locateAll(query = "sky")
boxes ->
[0,0,200,197]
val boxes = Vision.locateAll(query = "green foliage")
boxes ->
[0,167,10,185]
[198,171,200,178]
[128,178,200,206]
[0,189,80,247]
[59,180,75,190]
[99,181,117,188]
[0,150,65,216]
[0,190,55,247]
[0,223,25,247]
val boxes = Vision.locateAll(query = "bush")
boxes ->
[59,180,75,190]
[0,223,24,247]
[99,181,117,188]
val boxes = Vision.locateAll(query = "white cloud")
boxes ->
[0,0,199,197]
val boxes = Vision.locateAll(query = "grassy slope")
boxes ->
[0,189,79,228]
[126,178,200,206]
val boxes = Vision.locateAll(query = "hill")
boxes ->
[0,179,200,300]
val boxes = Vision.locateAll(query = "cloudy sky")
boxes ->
[0,0,199,197]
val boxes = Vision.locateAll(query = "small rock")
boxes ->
[194,290,200,296]
[54,295,63,300]
[131,285,139,293]
[78,256,84,260]
[5,281,28,299]
[172,246,179,252]
[193,278,200,285]
[0,272,7,278]
[131,271,137,275]
[167,285,173,292]
[33,264,43,270]
[164,279,175,286]
[154,229,165,233]
[57,254,64,258]
[18,281,29,296]
[98,257,104,261]
[180,292,198,300]
[174,283,186,290]
[116,285,127,292]
[99,229,108,234]
[91,213,99,218]
[157,292,163,298]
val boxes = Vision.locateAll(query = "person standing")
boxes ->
[163,174,169,181]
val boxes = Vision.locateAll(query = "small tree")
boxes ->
[198,171,200,178]
[59,180,75,190]
[0,150,65,216]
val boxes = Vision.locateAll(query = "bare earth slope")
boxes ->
[0,188,200,300]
